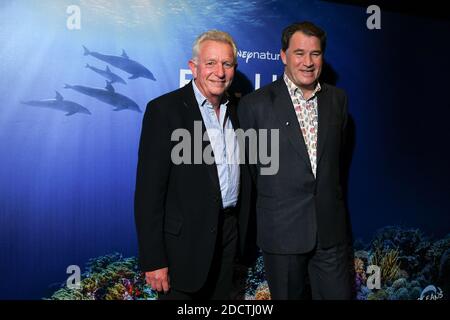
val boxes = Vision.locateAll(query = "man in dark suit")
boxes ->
[238,21,352,299]
[134,30,251,300]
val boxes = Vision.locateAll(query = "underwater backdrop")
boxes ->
[48,227,450,300]
[0,1,449,299]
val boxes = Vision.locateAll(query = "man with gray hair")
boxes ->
[134,30,251,299]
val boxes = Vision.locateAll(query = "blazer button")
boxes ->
[210,227,216,233]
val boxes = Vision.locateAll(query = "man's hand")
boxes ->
[145,267,170,293]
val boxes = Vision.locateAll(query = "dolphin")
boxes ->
[83,46,156,81]
[64,81,141,112]
[21,91,91,116]
[85,63,127,84]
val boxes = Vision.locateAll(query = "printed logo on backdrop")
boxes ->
[237,50,280,64]
[179,69,278,90]
[417,285,444,300]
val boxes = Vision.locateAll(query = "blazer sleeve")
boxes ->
[134,100,171,272]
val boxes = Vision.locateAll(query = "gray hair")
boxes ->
[192,30,238,64]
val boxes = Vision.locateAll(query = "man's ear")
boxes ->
[188,59,197,79]
[280,49,287,66]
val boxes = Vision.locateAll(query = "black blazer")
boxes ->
[134,82,251,292]
[237,78,350,254]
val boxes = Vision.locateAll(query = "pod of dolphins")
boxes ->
[21,46,156,116]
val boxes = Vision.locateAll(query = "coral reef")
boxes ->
[244,254,266,297]
[354,227,449,300]
[369,239,401,285]
[47,227,449,300]
[254,281,271,300]
[50,253,157,300]
[371,226,429,278]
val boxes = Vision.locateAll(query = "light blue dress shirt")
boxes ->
[192,80,240,208]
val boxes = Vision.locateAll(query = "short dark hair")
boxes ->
[281,21,327,53]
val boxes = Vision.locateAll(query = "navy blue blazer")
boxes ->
[237,78,350,254]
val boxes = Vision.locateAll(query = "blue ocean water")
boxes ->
[0,1,449,299]
[0,0,289,299]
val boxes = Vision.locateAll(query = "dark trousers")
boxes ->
[263,242,353,300]
[159,213,238,300]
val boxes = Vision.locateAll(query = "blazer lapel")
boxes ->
[182,82,222,199]
[271,79,312,170]
[316,84,331,167]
